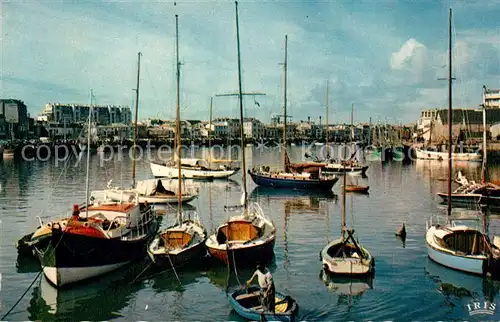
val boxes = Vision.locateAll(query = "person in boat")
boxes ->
[71,204,80,221]
[245,264,275,313]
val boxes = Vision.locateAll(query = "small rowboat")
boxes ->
[342,185,369,193]
[229,285,299,322]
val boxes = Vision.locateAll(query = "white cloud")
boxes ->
[0,1,498,125]
[390,38,428,76]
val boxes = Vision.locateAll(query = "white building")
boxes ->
[416,109,439,141]
[39,103,131,125]
[484,88,500,108]
[243,118,264,139]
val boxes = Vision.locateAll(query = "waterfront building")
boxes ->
[417,108,500,144]
[243,118,264,139]
[39,103,131,125]
[0,99,29,140]
[485,88,500,109]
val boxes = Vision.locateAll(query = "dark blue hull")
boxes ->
[229,286,298,322]
[248,171,337,191]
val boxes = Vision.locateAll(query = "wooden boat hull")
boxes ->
[34,217,159,287]
[343,185,369,193]
[148,238,207,268]
[415,148,482,161]
[425,225,487,275]
[322,165,368,176]
[320,238,375,276]
[437,192,500,205]
[248,170,337,191]
[150,162,239,179]
[229,286,298,322]
[148,220,208,268]
[207,238,275,267]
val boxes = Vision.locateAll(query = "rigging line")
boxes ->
[1,269,43,320]
[231,247,243,286]
[38,122,89,220]
[2,211,77,320]
[166,251,182,286]
[143,62,161,116]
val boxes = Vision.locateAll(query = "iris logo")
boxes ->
[466,301,496,315]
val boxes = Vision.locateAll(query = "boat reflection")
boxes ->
[27,262,147,321]
[16,252,40,274]
[425,258,500,301]
[320,269,373,307]
[249,186,337,210]
[415,159,481,182]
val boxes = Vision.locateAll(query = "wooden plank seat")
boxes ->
[235,291,261,300]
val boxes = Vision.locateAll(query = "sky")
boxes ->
[1,1,499,125]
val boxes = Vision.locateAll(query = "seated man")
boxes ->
[246,264,275,313]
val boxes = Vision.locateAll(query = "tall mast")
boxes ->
[235,1,247,208]
[85,94,92,219]
[350,102,354,145]
[341,156,346,237]
[175,15,182,220]
[325,80,329,155]
[282,35,288,167]
[447,8,453,217]
[132,52,142,189]
[482,85,487,184]
[208,96,213,168]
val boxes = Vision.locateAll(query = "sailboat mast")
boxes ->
[175,15,182,218]
[282,35,288,166]
[209,96,213,169]
[235,1,247,207]
[85,96,92,219]
[341,160,346,237]
[132,52,142,189]
[482,85,487,184]
[350,103,354,145]
[447,8,452,217]
[325,80,329,153]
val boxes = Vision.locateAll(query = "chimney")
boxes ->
[319,116,322,126]
[308,116,310,124]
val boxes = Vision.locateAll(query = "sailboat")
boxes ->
[248,36,338,191]
[437,86,500,205]
[205,5,276,267]
[102,53,198,205]
[31,69,159,287]
[147,15,207,268]
[305,88,368,176]
[149,97,240,180]
[415,40,481,162]
[425,9,500,277]
[320,160,374,276]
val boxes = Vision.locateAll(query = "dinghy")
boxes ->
[229,285,298,322]
[321,160,374,276]
[342,184,369,193]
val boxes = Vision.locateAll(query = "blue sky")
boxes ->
[1,1,499,124]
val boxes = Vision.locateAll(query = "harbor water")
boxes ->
[1,145,500,321]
